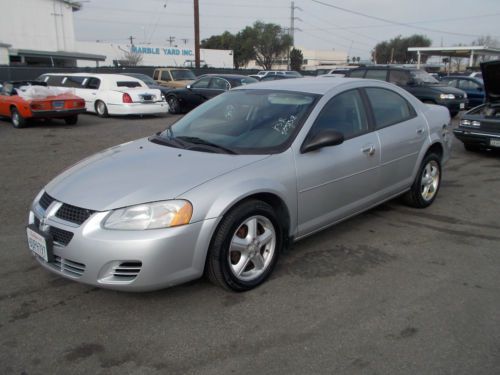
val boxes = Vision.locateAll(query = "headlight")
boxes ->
[460,119,471,127]
[103,200,193,230]
[471,120,481,127]
[440,93,456,100]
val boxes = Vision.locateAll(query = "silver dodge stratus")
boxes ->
[27,78,452,292]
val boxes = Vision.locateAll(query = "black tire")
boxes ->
[206,200,282,291]
[464,143,480,152]
[403,153,442,208]
[95,100,108,118]
[11,107,26,128]
[167,96,181,114]
[64,114,78,125]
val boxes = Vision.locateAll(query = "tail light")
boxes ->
[122,93,133,103]
[73,100,85,108]
[31,102,50,111]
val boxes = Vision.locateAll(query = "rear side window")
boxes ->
[389,70,410,85]
[87,78,101,90]
[43,75,65,86]
[116,81,141,88]
[365,87,417,129]
[153,70,159,80]
[349,69,366,78]
[365,70,388,81]
[209,77,230,90]
[63,76,86,88]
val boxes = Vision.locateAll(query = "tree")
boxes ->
[290,48,303,71]
[251,21,292,70]
[201,29,254,69]
[121,50,143,66]
[372,34,431,64]
[472,35,500,62]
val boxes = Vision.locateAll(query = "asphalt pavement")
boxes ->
[0,113,499,375]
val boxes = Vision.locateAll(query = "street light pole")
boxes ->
[194,0,200,68]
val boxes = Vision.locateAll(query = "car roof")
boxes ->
[198,74,254,79]
[235,77,372,95]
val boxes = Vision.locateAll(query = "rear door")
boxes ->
[364,87,426,197]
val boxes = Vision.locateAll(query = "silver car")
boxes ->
[27,78,452,292]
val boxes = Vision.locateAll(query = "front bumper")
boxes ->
[453,128,500,148]
[28,202,217,291]
[107,101,169,116]
[437,99,468,114]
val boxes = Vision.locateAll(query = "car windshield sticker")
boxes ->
[272,115,297,135]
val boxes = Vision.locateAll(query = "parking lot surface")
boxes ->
[0,113,499,375]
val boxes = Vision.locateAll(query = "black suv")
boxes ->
[346,66,467,117]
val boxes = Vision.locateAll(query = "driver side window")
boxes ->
[310,89,369,140]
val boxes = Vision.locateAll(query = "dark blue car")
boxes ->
[440,76,484,108]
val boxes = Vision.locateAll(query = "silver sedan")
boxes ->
[27,78,452,291]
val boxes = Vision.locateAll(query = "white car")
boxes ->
[37,73,168,117]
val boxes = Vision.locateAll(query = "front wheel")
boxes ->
[11,107,27,128]
[403,153,441,208]
[167,96,181,114]
[206,200,282,291]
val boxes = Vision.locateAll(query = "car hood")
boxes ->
[45,138,268,211]
[480,60,500,104]
[423,84,465,95]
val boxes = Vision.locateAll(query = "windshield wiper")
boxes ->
[149,131,187,149]
[176,136,237,154]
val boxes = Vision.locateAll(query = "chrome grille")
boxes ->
[52,256,86,277]
[55,203,95,225]
[39,192,55,210]
[113,262,142,281]
[49,226,74,246]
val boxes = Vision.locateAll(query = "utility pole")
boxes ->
[167,36,176,47]
[129,35,135,47]
[194,0,200,68]
[289,1,302,69]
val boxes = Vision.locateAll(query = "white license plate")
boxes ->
[460,103,465,109]
[490,139,500,147]
[27,227,49,262]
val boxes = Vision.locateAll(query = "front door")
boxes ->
[295,89,381,237]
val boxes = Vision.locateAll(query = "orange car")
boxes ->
[0,81,86,128]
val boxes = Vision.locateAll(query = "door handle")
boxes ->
[416,128,425,134]
[361,144,376,156]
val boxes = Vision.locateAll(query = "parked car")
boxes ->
[27,77,451,292]
[153,68,196,88]
[259,75,297,82]
[439,76,484,108]
[165,74,258,114]
[469,71,483,79]
[38,73,168,117]
[122,73,173,97]
[255,70,303,79]
[0,81,85,128]
[346,66,468,117]
[453,60,500,152]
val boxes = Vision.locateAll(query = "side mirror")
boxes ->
[301,129,344,153]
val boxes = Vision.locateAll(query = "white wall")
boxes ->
[0,0,76,51]
[75,42,234,68]
[0,46,10,65]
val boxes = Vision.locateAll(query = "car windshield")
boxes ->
[171,70,196,80]
[156,90,318,154]
[410,70,439,84]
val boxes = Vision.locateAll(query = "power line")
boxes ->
[309,0,496,38]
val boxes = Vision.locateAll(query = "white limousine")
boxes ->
[38,73,169,117]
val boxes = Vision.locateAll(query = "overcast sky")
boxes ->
[74,0,500,59]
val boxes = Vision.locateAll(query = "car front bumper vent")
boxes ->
[52,256,86,277]
[112,262,142,281]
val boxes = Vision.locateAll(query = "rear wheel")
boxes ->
[64,114,78,125]
[403,153,441,208]
[206,200,282,291]
[11,107,26,128]
[95,100,108,117]
[167,96,181,114]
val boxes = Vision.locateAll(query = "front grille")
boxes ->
[49,226,74,246]
[52,256,85,277]
[55,203,95,225]
[39,192,55,210]
[480,121,500,132]
[113,261,142,281]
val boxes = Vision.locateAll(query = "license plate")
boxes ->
[490,139,500,147]
[52,101,64,109]
[460,103,465,109]
[27,225,53,262]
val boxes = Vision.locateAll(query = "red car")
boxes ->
[0,81,86,128]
